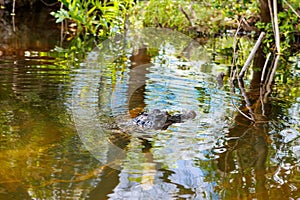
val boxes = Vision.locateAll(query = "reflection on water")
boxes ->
[73,29,299,199]
[0,28,300,199]
[0,61,105,199]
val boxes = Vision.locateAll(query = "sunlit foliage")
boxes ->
[51,0,134,38]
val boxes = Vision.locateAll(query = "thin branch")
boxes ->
[264,52,275,84]
[232,19,243,66]
[179,5,194,27]
[229,19,256,122]
[230,98,255,122]
[283,0,300,19]
[60,2,64,47]
[230,18,243,82]
[239,32,265,78]
[189,2,197,21]
[230,19,242,95]
[264,57,275,102]
[261,52,272,83]
[237,78,255,121]
[263,55,279,103]
[241,18,253,31]
[273,0,281,54]
[259,52,271,116]
[40,0,59,6]
[267,0,275,34]
[12,0,15,14]
[259,84,266,116]
[264,82,272,103]
[12,0,16,32]
[267,54,280,86]
[230,69,237,94]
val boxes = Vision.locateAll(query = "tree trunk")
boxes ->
[259,0,271,23]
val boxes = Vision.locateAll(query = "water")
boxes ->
[0,12,300,200]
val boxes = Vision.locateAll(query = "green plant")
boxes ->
[51,0,134,38]
[135,0,189,30]
[130,0,259,36]
[255,1,300,56]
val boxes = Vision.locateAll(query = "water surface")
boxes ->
[0,20,299,200]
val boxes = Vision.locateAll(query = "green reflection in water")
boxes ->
[0,62,108,199]
[0,34,299,200]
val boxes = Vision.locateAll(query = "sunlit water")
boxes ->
[0,27,300,199]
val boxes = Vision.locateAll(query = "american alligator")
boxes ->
[133,109,197,130]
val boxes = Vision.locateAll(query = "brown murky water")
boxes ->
[0,8,300,200]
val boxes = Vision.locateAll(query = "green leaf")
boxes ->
[87,6,97,15]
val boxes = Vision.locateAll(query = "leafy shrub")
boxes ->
[51,0,134,38]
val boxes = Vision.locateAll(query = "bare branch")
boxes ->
[228,19,257,122]
[261,52,272,83]
[12,0,16,32]
[237,78,255,121]
[12,0,15,14]
[267,54,280,86]
[273,0,281,53]
[230,19,243,93]
[268,0,275,34]
[259,84,266,116]
[239,32,265,78]
[283,0,300,19]
[230,98,255,122]
[179,6,194,27]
